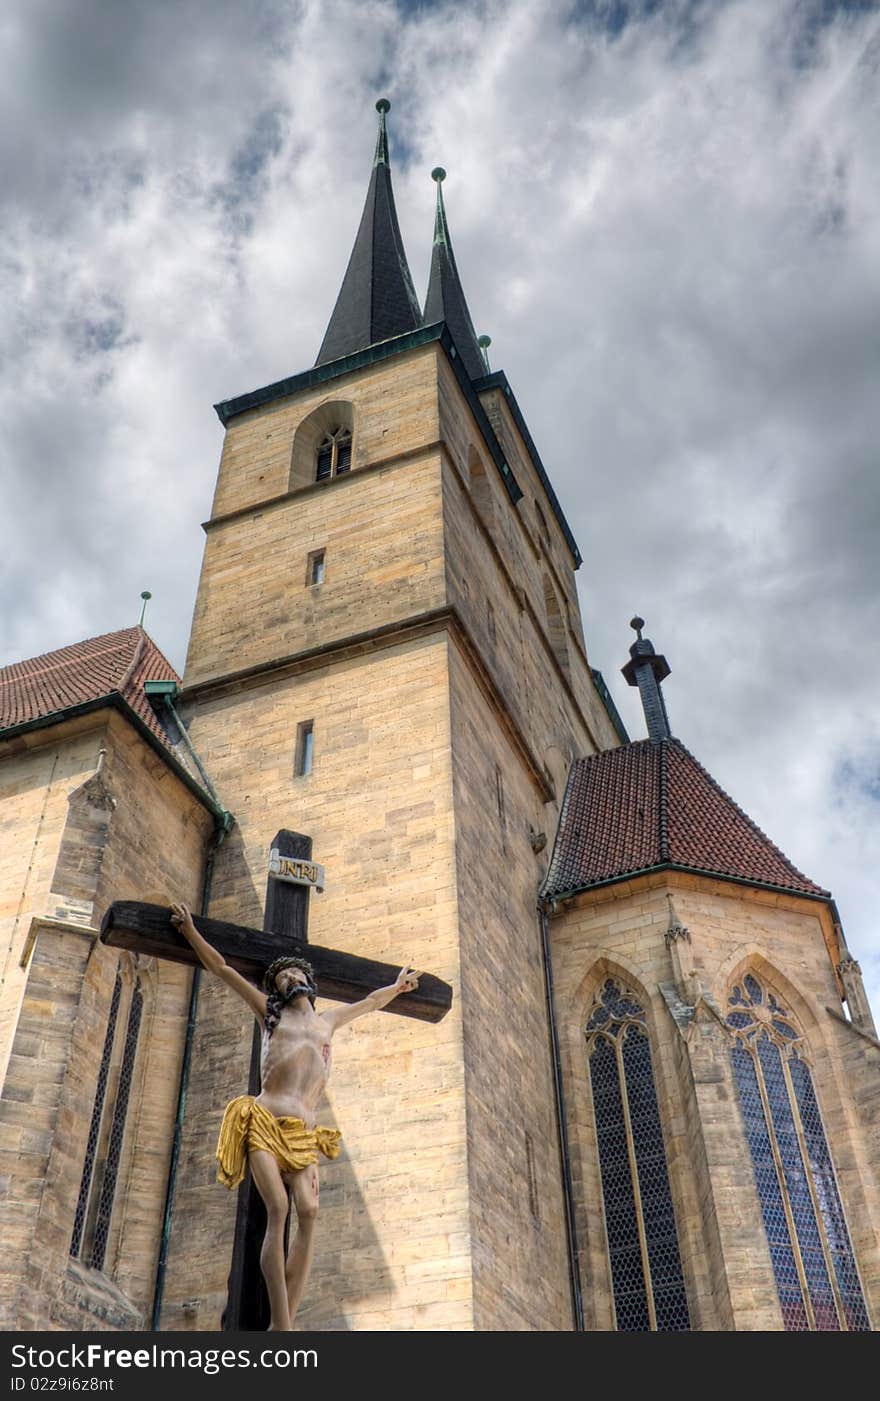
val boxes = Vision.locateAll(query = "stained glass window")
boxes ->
[586,979,690,1331]
[726,974,870,1331]
[70,972,122,1258]
[70,970,145,1274]
[90,983,143,1270]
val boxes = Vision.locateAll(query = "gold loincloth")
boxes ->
[216,1095,341,1189]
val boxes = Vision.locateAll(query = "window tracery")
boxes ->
[586,978,690,1331]
[726,972,870,1331]
[315,427,352,482]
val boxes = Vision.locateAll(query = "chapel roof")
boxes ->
[0,626,179,746]
[542,736,828,902]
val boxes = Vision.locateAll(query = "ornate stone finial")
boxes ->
[431,166,449,249]
[837,956,878,1038]
[374,99,391,166]
[622,617,671,744]
[478,334,492,372]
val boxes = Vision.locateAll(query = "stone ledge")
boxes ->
[52,1259,143,1331]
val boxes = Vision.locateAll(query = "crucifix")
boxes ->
[101,829,452,1329]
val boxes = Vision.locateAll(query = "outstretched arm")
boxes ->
[322,965,419,1034]
[170,902,267,1024]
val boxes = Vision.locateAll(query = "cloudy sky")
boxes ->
[2,0,878,1008]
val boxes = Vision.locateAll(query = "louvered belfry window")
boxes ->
[727,974,870,1331]
[315,427,352,482]
[586,979,690,1331]
[70,969,144,1272]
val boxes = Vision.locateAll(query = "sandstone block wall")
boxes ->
[447,639,573,1330]
[0,711,211,1330]
[166,635,470,1330]
[549,872,880,1331]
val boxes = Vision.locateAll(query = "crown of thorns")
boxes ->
[262,955,315,993]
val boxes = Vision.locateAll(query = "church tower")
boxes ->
[158,100,622,1331]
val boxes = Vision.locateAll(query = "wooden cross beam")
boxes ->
[100,829,451,1329]
[100,908,451,1022]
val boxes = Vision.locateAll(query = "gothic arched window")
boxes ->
[727,973,870,1331]
[70,967,145,1271]
[586,979,690,1331]
[315,427,352,482]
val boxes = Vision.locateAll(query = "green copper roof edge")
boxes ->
[435,324,523,509]
[542,861,831,909]
[0,693,225,823]
[590,669,630,746]
[213,325,447,425]
[472,369,583,569]
[213,321,524,509]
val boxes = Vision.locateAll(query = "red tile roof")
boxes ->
[543,738,828,901]
[0,627,180,746]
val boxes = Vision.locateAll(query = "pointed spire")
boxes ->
[315,99,422,367]
[423,168,487,381]
[621,617,672,743]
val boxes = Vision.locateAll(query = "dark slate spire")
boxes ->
[422,168,486,381]
[621,617,672,743]
[315,99,422,367]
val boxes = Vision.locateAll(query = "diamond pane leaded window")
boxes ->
[70,969,145,1273]
[586,979,690,1331]
[70,972,122,1258]
[727,973,870,1331]
[90,982,143,1269]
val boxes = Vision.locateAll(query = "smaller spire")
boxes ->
[423,168,486,381]
[621,616,672,744]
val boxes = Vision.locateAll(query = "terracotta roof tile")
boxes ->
[543,738,827,901]
[0,627,180,747]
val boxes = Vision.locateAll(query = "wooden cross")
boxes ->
[101,829,452,1329]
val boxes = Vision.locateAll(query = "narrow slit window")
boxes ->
[89,983,143,1271]
[70,972,122,1259]
[494,764,506,852]
[525,1131,540,1221]
[295,721,314,778]
[487,600,496,644]
[306,550,326,587]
